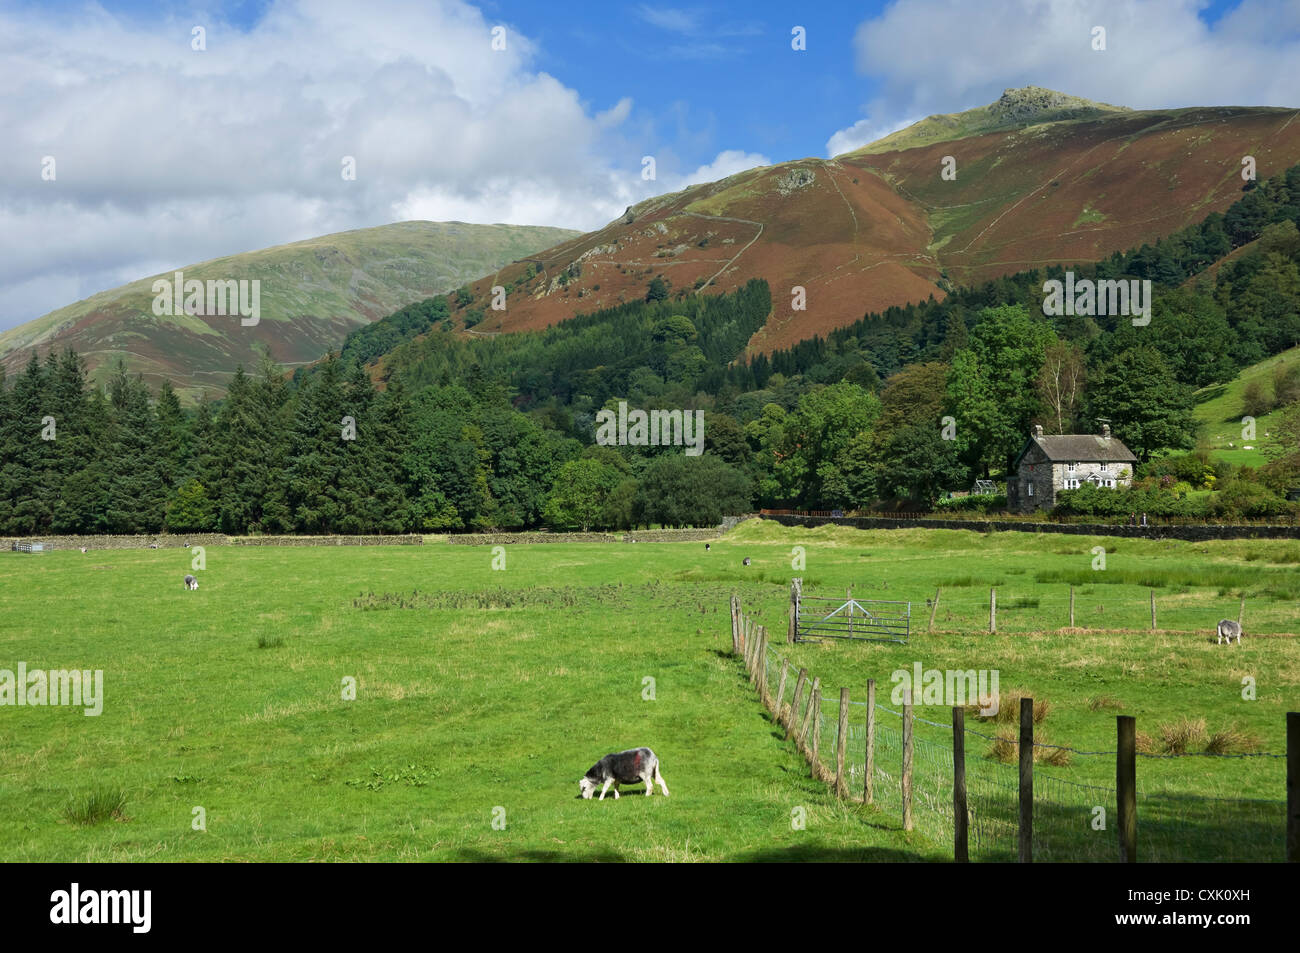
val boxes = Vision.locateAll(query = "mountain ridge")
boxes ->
[0,220,579,400]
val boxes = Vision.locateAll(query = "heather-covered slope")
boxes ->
[446,89,1300,355]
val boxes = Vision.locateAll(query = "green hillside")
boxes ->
[0,221,578,401]
[1194,346,1300,467]
[844,86,1130,157]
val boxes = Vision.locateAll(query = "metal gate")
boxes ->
[796,593,910,643]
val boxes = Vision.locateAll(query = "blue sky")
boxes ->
[1,0,1297,331]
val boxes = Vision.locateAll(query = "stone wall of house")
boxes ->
[1053,461,1133,493]
[1009,445,1055,513]
[1010,449,1134,514]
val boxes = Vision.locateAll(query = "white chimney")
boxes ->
[1033,424,1043,438]
[1101,424,1111,438]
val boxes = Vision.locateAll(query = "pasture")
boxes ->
[0,520,1295,861]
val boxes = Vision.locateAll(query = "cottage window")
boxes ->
[1066,462,1076,473]
[1027,482,1034,497]
[1100,462,1109,472]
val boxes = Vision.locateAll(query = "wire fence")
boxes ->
[739,609,1293,863]
[858,585,1298,636]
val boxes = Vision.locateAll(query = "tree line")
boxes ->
[3,164,1299,533]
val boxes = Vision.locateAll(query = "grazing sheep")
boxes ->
[183,574,199,591]
[705,543,710,551]
[1216,619,1242,645]
[742,557,751,566]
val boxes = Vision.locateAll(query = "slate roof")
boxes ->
[1013,433,1137,470]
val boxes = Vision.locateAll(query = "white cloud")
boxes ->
[681,150,772,187]
[842,0,1300,139]
[0,0,737,331]
[825,115,923,158]
[635,5,699,34]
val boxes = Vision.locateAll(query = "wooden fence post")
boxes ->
[1149,589,1157,630]
[953,706,968,863]
[902,688,914,831]
[788,578,801,643]
[730,595,740,654]
[774,659,790,723]
[755,626,768,699]
[1117,715,1137,863]
[786,669,808,739]
[864,679,876,806]
[928,588,941,633]
[835,687,849,799]
[1287,712,1298,863]
[1018,697,1033,863]
[990,587,997,634]
[846,587,853,639]
[809,683,823,773]
[798,677,820,753]
[1069,585,1075,628]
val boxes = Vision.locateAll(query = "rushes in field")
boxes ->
[1205,726,1260,755]
[64,788,126,826]
[1088,694,1125,711]
[967,688,1050,725]
[988,731,1071,766]
[1159,717,1208,754]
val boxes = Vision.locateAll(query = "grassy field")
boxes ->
[1,520,1295,862]
[1193,345,1300,467]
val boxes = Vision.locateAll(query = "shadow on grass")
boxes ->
[450,847,628,862]
[728,844,935,862]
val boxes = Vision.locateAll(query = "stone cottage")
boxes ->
[1007,424,1137,514]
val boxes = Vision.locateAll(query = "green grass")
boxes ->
[1193,345,1300,466]
[1,520,1294,861]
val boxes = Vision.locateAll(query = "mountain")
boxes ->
[0,221,578,400]
[444,88,1300,355]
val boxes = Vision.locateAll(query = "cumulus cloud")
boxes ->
[830,0,1300,157]
[681,150,772,187]
[825,115,922,158]
[0,0,751,330]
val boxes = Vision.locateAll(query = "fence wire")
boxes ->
[754,640,1287,862]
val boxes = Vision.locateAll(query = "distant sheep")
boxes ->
[742,557,751,566]
[1216,619,1242,645]
[183,574,199,591]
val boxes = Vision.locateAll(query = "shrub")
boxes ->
[935,492,1006,513]
[1211,480,1294,519]
[1272,363,1300,407]
[1242,379,1274,417]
